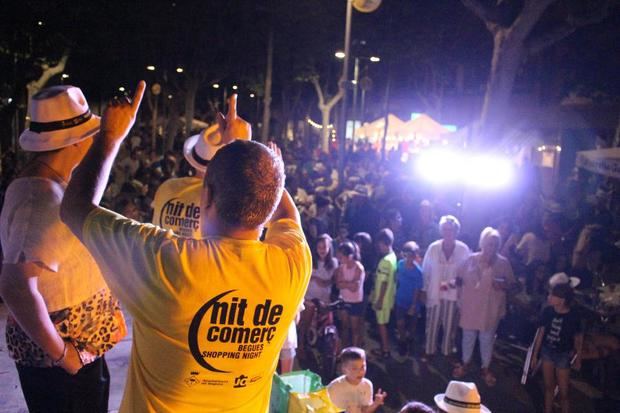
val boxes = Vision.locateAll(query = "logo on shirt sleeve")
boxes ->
[188,290,285,373]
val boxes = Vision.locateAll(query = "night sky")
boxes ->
[2,0,620,131]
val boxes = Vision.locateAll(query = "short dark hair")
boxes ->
[551,283,574,306]
[337,241,358,260]
[205,140,284,228]
[338,347,366,365]
[375,228,394,246]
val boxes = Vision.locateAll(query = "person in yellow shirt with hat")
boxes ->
[61,81,311,413]
[151,94,250,239]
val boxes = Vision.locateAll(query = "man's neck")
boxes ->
[202,221,262,240]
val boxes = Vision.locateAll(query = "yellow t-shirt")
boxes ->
[151,176,203,239]
[371,252,397,310]
[82,207,311,413]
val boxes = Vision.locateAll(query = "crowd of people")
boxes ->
[1,81,619,413]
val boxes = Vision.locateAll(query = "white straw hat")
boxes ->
[549,272,580,288]
[184,120,253,172]
[183,124,223,172]
[434,381,490,413]
[19,85,100,152]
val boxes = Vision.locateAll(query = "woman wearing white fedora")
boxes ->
[434,381,491,413]
[0,85,126,412]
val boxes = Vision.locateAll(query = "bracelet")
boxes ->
[51,341,68,367]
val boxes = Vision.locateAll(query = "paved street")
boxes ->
[1,303,617,412]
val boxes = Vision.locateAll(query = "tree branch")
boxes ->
[460,0,503,31]
[526,0,611,56]
[325,87,343,110]
[310,76,326,109]
[526,23,576,55]
[27,51,69,95]
[510,0,557,42]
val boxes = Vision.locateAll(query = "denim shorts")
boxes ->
[343,302,364,317]
[541,346,572,369]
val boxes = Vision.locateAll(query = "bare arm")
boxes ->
[0,264,82,374]
[335,266,347,290]
[375,281,388,308]
[345,265,362,292]
[269,190,301,227]
[61,81,146,239]
[267,142,301,227]
[573,332,584,370]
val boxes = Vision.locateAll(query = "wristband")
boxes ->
[51,341,68,367]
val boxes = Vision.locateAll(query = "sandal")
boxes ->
[481,368,497,387]
[452,363,467,378]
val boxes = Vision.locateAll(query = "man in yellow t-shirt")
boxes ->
[60,82,311,412]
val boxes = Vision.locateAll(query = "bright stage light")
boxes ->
[335,51,346,59]
[416,150,513,189]
[146,65,155,71]
[463,155,513,189]
[416,150,463,184]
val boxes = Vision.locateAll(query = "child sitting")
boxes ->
[327,347,387,413]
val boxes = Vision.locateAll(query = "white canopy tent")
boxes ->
[354,113,453,150]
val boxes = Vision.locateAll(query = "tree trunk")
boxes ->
[310,76,343,153]
[184,79,198,137]
[477,29,523,147]
[320,108,332,152]
[261,28,274,143]
[166,100,181,152]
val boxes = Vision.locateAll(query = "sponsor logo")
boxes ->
[250,375,262,383]
[233,374,248,388]
[188,290,285,373]
[184,371,229,387]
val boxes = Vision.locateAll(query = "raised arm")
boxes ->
[266,142,301,227]
[61,81,146,239]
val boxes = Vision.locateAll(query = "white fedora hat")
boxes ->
[19,85,100,152]
[549,272,580,288]
[183,122,251,173]
[434,381,490,413]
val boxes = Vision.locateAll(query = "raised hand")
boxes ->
[216,94,252,143]
[373,388,387,406]
[268,141,282,161]
[101,80,146,143]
